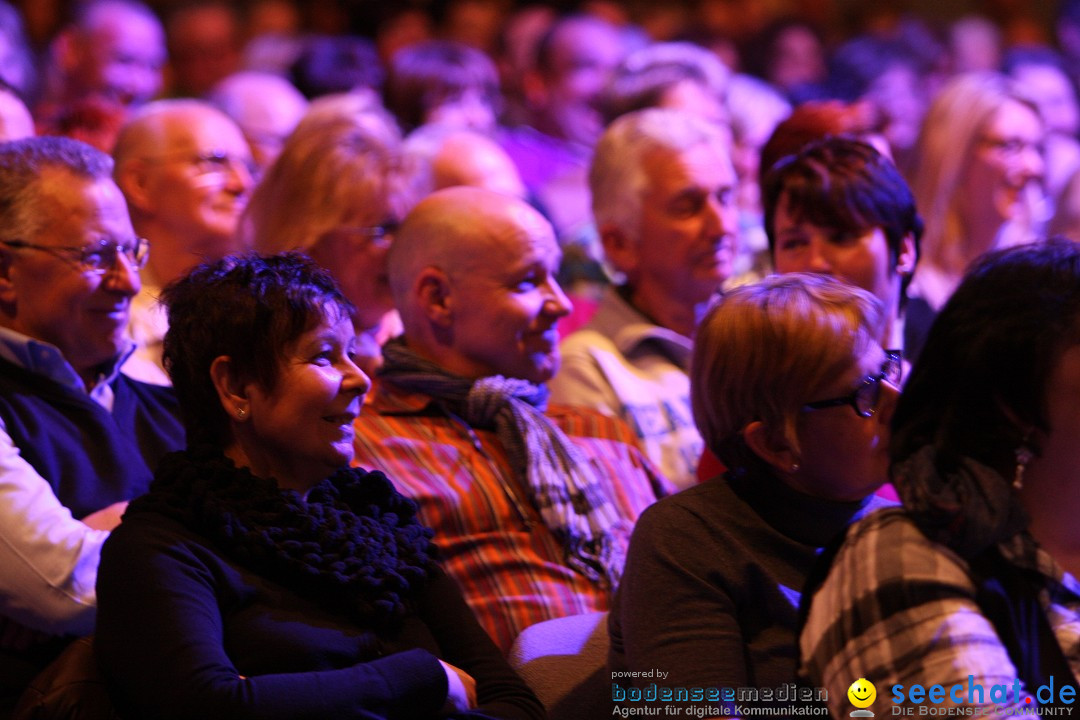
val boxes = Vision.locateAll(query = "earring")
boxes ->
[1013,441,1033,490]
[236,407,246,419]
[789,463,800,473]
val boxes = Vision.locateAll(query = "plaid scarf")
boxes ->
[379,338,629,587]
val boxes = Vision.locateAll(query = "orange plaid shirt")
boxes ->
[352,380,671,653]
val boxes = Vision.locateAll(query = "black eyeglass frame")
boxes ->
[801,351,902,419]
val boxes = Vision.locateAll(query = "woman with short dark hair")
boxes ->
[94,253,543,720]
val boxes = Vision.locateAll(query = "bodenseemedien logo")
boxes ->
[849,678,877,717]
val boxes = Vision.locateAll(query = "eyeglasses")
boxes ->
[190,149,257,178]
[979,136,1044,159]
[1,237,150,276]
[802,351,902,419]
[333,221,398,250]
[149,149,256,180]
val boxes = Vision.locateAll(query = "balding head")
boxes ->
[403,126,526,200]
[389,187,571,382]
[113,99,253,283]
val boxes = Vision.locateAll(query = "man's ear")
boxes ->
[896,232,917,277]
[114,159,155,215]
[599,223,639,277]
[209,356,250,421]
[414,267,453,327]
[742,420,799,474]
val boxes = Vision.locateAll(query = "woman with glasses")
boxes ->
[801,240,1080,716]
[608,273,896,711]
[906,73,1046,341]
[243,97,406,376]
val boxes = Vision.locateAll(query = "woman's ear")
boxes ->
[209,355,250,422]
[742,420,800,474]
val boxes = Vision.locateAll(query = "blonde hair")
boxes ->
[690,273,883,469]
[243,104,403,254]
[909,72,1040,279]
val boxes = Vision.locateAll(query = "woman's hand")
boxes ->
[439,659,477,713]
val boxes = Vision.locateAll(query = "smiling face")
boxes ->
[630,141,738,307]
[2,170,140,383]
[446,204,572,383]
[238,308,369,494]
[791,342,897,501]
[139,108,253,266]
[959,100,1044,229]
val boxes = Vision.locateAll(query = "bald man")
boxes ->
[403,126,526,200]
[113,99,254,382]
[351,187,669,653]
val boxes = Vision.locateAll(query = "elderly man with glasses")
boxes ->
[0,136,185,709]
[112,98,255,383]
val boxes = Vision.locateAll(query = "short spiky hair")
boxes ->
[161,253,353,447]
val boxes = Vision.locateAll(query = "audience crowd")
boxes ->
[2,0,1080,718]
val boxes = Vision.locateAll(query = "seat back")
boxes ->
[508,611,609,720]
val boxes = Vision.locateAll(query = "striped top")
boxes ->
[352,380,671,653]
[801,508,1080,718]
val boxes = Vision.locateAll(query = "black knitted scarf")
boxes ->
[126,445,438,625]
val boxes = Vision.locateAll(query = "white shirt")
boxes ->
[0,327,130,636]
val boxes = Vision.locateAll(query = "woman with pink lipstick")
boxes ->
[93,254,542,720]
[906,73,1046,334]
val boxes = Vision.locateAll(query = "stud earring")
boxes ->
[236,407,246,419]
[789,463,800,473]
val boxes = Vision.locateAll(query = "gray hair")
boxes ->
[0,137,113,242]
[590,107,729,242]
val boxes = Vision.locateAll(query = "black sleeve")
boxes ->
[95,518,448,720]
[418,569,547,720]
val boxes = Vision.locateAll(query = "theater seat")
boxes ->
[507,611,609,720]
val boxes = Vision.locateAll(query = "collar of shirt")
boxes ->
[0,326,134,410]
[367,380,444,416]
[588,285,693,369]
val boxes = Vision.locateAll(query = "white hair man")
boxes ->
[549,108,737,489]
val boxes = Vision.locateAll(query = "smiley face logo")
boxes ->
[848,678,876,709]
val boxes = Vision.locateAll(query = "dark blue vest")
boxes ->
[0,357,185,519]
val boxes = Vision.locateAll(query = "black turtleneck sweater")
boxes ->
[608,469,891,695]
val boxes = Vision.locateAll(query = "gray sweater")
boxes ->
[608,468,890,696]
